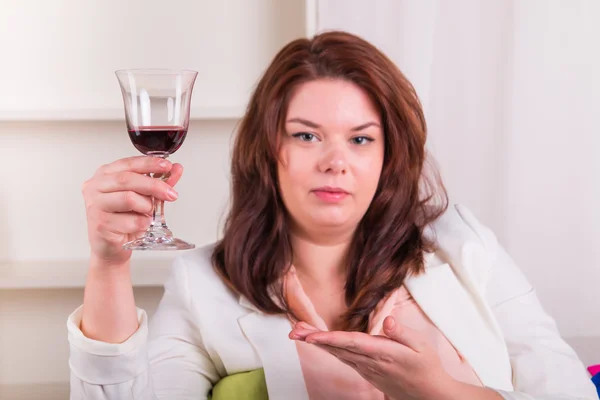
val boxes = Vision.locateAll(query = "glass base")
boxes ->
[123,226,195,251]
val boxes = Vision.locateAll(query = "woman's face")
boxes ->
[278,79,384,239]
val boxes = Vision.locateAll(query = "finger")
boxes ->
[305,331,376,357]
[289,322,321,340]
[383,316,426,352]
[96,172,178,201]
[165,163,184,187]
[97,156,173,176]
[96,212,152,235]
[94,191,153,214]
[290,321,321,335]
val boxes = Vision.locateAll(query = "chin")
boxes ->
[309,213,354,229]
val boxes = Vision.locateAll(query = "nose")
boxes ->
[318,146,348,175]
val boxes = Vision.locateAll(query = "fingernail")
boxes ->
[159,160,170,168]
[384,317,395,331]
[167,188,178,200]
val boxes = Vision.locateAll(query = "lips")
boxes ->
[312,186,349,194]
[311,186,349,202]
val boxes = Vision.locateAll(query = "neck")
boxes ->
[288,228,354,289]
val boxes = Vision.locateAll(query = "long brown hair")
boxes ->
[212,31,448,332]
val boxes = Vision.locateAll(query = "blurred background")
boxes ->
[0,0,598,398]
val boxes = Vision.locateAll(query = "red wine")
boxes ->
[128,126,187,155]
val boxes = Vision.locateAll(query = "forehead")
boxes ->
[286,79,380,127]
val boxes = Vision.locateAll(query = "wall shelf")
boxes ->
[0,106,246,122]
[0,258,173,289]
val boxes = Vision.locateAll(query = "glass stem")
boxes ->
[148,154,171,235]
[150,196,166,229]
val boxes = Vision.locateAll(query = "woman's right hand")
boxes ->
[82,156,184,266]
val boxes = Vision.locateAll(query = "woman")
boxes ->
[68,31,597,399]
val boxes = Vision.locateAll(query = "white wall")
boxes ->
[0,0,308,119]
[502,0,600,339]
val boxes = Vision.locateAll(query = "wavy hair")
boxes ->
[212,31,448,332]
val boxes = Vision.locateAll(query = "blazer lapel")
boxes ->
[404,251,514,391]
[237,296,309,400]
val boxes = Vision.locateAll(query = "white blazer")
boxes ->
[67,204,598,400]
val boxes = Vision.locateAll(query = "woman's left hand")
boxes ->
[289,316,500,400]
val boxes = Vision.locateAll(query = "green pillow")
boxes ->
[208,368,268,400]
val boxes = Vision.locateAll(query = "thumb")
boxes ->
[383,316,425,352]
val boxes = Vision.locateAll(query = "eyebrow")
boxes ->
[286,117,380,131]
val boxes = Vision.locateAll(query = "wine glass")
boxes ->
[115,69,198,250]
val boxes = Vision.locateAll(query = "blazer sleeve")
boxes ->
[67,256,220,400]
[454,204,598,400]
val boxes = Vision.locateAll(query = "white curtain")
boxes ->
[315,0,600,343]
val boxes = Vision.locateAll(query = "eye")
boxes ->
[292,132,318,142]
[351,136,374,145]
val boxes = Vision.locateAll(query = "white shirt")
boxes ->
[67,204,598,399]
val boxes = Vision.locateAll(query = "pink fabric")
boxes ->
[284,266,483,399]
[589,365,600,376]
